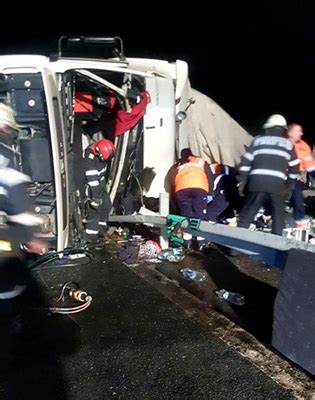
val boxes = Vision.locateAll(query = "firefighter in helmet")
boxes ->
[83,138,115,242]
[0,103,48,337]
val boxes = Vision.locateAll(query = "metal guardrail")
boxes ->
[181,219,315,269]
[109,210,315,269]
[108,215,166,226]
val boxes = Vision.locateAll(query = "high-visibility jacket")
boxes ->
[175,156,209,192]
[294,139,315,173]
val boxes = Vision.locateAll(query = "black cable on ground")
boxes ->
[27,246,94,271]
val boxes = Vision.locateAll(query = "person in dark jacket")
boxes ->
[0,103,48,340]
[238,114,300,235]
[83,138,115,242]
[261,123,315,229]
[206,163,241,224]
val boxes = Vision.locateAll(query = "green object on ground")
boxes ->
[166,214,201,245]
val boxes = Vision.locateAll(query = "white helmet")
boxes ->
[263,114,287,129]
[0,103,19,131]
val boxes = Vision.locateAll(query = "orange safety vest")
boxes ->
[294,140,315,172]
[174,156,209,192]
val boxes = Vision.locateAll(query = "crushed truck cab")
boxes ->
[0,37,190,250]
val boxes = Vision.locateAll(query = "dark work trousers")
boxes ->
[207,193,229,221]
[238,191,285,235]
[207,194,237,222]
[85,191,112,240]
[174,188,208,220]
[290,181,305,221]
[264,181,305,222]
[207,175,240,222]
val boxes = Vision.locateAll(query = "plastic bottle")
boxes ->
[179,268,206,282]
[215,289,246,306]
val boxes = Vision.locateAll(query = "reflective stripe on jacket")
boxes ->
[174,156,209,192]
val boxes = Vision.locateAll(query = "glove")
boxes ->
[90,199,102,209]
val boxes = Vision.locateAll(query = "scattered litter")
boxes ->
[179,268,206,282]
[146,258,162,264]
[118,239,161,266]
[157,247,185,262]
[129,234,143,242]
[122,261,139,267]
[138,240,161,260]
[106,226,130,242]
[215,289,246,306]
[118,245,139,265]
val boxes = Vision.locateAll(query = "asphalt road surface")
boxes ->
[0,247,312,399]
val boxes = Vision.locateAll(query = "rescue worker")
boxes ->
[206,163,241,224]
[238,114,300,235]
[286,123,315,227]
[0,103,47,335]
[174,148,213,220]
[83,138,114,242]
[171,148,213,248]
[263,123,315,228]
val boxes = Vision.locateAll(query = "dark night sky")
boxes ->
[1,2,315,140]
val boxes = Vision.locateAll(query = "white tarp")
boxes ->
[187,88,252,167]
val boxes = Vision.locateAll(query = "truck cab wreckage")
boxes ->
[0,36,194,250]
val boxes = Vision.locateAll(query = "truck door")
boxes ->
[42,68,69,250]
[143,76,176,198]
[175,60,190,154]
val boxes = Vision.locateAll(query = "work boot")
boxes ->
[255,215,271,231]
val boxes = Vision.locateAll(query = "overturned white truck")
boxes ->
[0,36,251,250]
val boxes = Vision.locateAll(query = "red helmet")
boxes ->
[91,139,115,160]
